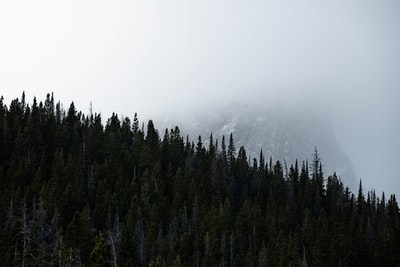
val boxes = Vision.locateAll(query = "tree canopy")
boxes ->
[0,93,399,266]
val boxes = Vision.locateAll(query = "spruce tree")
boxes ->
[90,232,112,267]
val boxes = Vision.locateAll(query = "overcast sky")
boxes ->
[1,0,399,196]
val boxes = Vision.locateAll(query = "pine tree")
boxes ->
[0,93,399,266]
[65,208,94,265]
[90,232,112,267]
[227,133,235,169]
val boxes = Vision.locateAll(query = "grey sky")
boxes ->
[0,0,399,195]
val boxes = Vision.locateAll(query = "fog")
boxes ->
[1,0,399,195]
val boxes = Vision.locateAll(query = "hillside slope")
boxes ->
[158,103,357,189]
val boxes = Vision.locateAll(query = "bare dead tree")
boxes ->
[107,214,121,267]
[136,208,146,267]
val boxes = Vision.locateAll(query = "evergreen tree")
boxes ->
[0,93,398,266]
[90,232,112,267]
[65,208,94,265]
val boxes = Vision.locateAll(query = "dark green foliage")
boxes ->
[90,232,112,267]
[0,93,399,266]
[65,208,94,264]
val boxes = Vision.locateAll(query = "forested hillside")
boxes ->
[157,104,357,189]
[0,94,399,266]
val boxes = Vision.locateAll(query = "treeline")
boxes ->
[0,93,399,266]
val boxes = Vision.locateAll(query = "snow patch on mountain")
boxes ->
[155,104,358,190]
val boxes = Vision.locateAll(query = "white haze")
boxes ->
[0,0,399,196]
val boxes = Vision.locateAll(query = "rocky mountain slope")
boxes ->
[157,103,357,190]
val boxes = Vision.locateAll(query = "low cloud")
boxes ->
[0,0,399,195]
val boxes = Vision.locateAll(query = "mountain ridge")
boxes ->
[157,103,358,190]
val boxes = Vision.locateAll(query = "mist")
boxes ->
[1,0,399,195]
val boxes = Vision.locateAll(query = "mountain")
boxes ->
[157,103,357,190]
